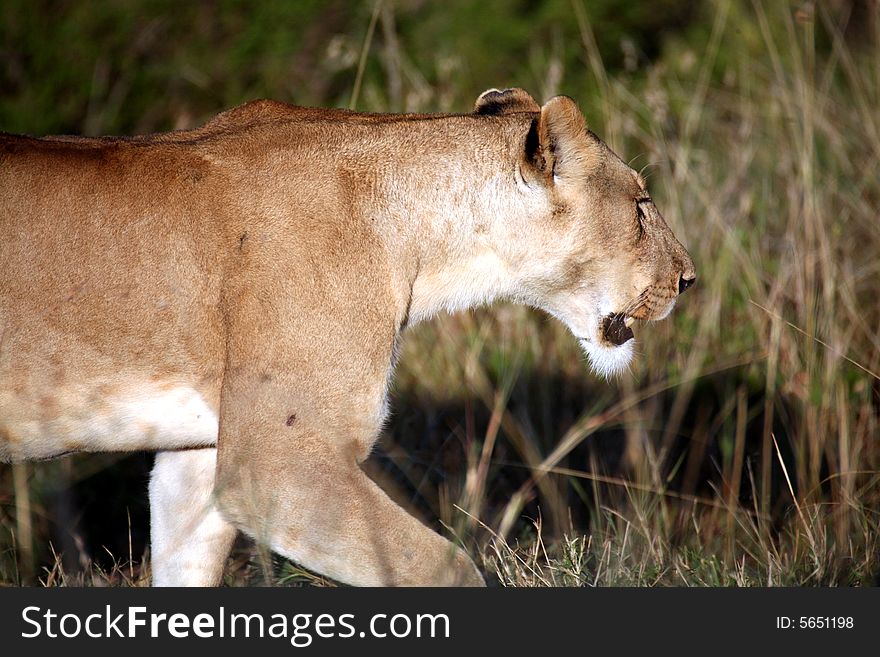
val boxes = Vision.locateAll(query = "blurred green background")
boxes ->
[1,1,878,586]
[1,0,700,134]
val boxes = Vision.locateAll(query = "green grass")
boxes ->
[1,1,878,586]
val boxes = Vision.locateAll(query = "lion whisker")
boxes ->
[617,290,649,318]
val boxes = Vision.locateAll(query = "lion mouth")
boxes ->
[601,313,636,346]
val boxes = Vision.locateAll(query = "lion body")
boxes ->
[0,90,694,585]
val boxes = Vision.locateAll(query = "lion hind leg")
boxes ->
[149,448,237,586]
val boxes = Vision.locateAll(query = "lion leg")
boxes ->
[215,433,484,587]
[149,448,238,586]
[214,261,482,585]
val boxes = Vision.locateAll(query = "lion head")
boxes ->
[475,88,696,376]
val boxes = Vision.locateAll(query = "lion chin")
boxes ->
[579,338,635,379]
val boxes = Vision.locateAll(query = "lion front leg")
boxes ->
[215,431,483,587]
[214,250,483,585]
[149,448,238,586]
[213,372,484,587]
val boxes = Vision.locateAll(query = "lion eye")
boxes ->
[635,202,646,238]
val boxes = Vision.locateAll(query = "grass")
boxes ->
[1,1,878,586]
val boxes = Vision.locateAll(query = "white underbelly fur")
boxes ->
[0,383,219,461]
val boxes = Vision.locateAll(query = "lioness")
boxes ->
[0,88,694,586]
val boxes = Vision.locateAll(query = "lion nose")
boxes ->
[678,275,696,295]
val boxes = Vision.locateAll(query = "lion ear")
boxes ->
[474,88,540,115]
[523,95,591,184]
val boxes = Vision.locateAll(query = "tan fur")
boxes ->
[0,88,694,586]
